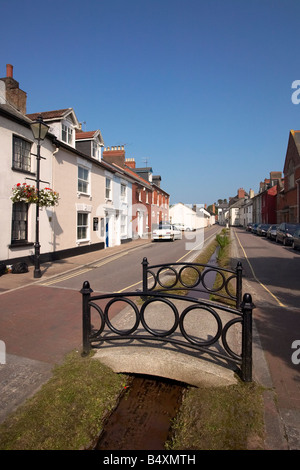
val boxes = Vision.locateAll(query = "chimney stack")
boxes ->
[125,158,136,169]
[237,188,245,199]
[6,64,13,78]
[0,64,27,114]
[102,145,126,167]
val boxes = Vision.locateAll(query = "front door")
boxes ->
[105,218,109,247]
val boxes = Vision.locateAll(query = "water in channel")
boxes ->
[93,374,186,450]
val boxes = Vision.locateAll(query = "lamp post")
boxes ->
[30,115,49,278]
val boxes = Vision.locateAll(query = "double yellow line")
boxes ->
[39,252,129,287]
[233,229,285,307]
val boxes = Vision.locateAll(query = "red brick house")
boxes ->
[261,184,278,224]
[125,160,170,228]
[277,130,300,223]
[258,173,282,224]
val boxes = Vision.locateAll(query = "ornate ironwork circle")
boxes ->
[201,268,226,292]
[140,297,179,337]
[178,266,201,288]
[224,274,237,299]
[156,266,178,288]
[146,270,157,291]
[89,301,105,338]
[104,298,140,336]
[222,317,242,360]
[179,304,222,346]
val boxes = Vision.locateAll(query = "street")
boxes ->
[36,225,221,293]
[231,227,300,449]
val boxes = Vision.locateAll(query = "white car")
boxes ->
[152,224,182,241]
[172,222,193,231]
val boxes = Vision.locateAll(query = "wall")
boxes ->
[0,112,55,262]
[53,148,106,253]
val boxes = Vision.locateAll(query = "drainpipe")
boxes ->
[50,144,59,253]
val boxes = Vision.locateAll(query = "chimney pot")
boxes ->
[6,64,13,78]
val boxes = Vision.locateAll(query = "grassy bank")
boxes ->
[0,229,265,450]
[0,351,127,450]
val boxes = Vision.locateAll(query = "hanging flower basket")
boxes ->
[38,187,59,207]
[11,183,59,207]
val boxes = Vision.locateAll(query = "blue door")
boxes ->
[105,218,109,247]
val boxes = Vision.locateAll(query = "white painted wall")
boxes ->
[0,112,54,261]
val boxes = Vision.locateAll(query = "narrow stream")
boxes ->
[93,375,185,450]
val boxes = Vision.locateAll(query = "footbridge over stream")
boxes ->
[81,258,254,387]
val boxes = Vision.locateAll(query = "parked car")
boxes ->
[257,224,271,236]
[173,222,194,231]
[246,223,253,232]
[292,228,300,250]
[266,224,278,241]
[152,224,182,241]
[276,223,300,246]
[251,223,259,234]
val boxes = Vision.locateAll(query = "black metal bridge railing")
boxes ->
[142,257,243,309]
[81,258,254,382]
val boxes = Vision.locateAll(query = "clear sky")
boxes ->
[2,0,300,205]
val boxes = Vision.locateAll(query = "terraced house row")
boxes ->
[0,64,169,265]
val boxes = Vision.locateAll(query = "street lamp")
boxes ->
[30,115,49,278]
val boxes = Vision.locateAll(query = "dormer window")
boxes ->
[92,141,100,160]
[62,124,73,145]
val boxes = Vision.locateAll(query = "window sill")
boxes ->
[76,239,91,245]
[9,242,34,249]
[77,192,91,199]
[12,167,36,176]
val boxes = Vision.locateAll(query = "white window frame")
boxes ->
[92,141,100,160]
[62,123,73,145]
[77,212,89,241]
[106,177,112,200]
[121,214,127,235]
[121,183,127,200]
[78,166,90,194]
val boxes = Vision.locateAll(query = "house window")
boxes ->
[121,183,126,200]
[92,141,99,160]
[121,215,127,235]
[106,178,112,199]
[11,202,28,243]
[62,124,73,145]
[77,212,89,240]
[13,136,31,172]
[78,166,89,194]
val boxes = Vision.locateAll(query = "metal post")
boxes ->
[34,143,41,278]
[240,293,254,382]
[236,261,243,309]
[81,281,93,356]
[142,257,149,293]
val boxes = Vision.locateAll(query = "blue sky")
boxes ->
[2,0,300,205]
